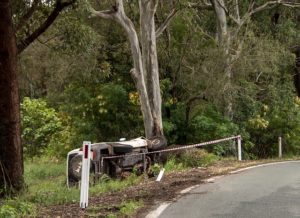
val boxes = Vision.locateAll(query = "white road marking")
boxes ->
[144,160,300,218]
[230,160,300,174]
[180,185,200,194]
[145,203,170,218]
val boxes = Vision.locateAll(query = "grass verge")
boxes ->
[1,153,300,217]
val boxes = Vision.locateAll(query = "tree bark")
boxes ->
[91,0,165,138]
[210,0,233,119]
[211,0,228,48]
[139,0,163,136]
[0,0,23,194]
[116,9,155,138]
[292,46,300,96]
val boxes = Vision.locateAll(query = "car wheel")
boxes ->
[69,154,83,182]
[148,135,167,150]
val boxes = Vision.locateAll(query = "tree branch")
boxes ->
[249,1,278,15]
[249,0,300,16]
[187,1,213,10]
[89,8,116,20]
[214,0,241,25]
[17,0,76,54]
[234,0,240,24]
[156,8,178,38]
[88,0,128,22]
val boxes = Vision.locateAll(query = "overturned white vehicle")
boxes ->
[67,136,166,187]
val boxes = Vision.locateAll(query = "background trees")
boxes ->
[3,0,300,181]
[88,0,179,138]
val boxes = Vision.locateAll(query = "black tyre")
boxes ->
[68,154,82,182]
[148,136,167,151]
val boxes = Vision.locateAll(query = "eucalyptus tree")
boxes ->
[89,0,178,138]
[0,0,23,195]
[0,0,76,194]
[190,0,300,118]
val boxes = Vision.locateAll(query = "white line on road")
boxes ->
[145,203,170,218]
[230,160,300,174]
[145,160,300,218]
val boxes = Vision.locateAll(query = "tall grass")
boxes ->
[163,149,219,173]
[1,149,220,217]
[0,157,143,217]
[22,157,79,206]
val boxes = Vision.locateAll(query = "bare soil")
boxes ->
[38,159,287,218]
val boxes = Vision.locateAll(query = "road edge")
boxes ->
[145,160,300,218]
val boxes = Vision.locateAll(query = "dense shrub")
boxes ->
[59,83,143,144]
[163,149,219,172]
[180,149,219,167]
[245,97,300,157]
[21,97,63,157]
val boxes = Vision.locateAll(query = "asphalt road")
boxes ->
[159,161,300,218]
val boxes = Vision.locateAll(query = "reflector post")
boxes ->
[80,141,91,209]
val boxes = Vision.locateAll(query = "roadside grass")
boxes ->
[2,153,299,217]
[0,157,142,217]
[164,149,220,173]
[0,198,36,218]
[119,200,144,216]
[90,174,141,195]
[22,158,79,206]
[86,200,143,217]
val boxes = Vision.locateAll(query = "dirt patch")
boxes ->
[37,159,292,218]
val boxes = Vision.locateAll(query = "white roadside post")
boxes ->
[156,168,165,182]
[80,141,91,209]
[237,135,242,161]
[278,136,282,158]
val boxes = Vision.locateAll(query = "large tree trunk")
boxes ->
[91,0,164,138]
[211,0,233,119]
[0,0,23,194]
[117,12,155,138]
[211,0,228,48]
[292,46,300,96]
[140,0,163,136]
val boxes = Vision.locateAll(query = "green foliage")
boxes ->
[0,157,144,218]
[245,96,300,157]
[180,149,219,167]
[23,158,79,206]
[17,158,141,209]
[149,163,161,176]
[0,199,36,218]
[21,97,63,157]
[188,105,239,155]
[46,124,77,158]
[189,105,239,141]
[164,149,219,172]
[54,12,100,55]
[24,158,66,185]
[119,200,143,216]
[17,0,300,161]
[164,156,185,172]
[163,102,187,144]
[60,83,143,144]
[90,174,141,195]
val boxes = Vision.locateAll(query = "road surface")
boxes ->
[158,161,300,218]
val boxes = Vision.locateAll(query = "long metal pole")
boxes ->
[278,137,282,158]
[237,135,242,161]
